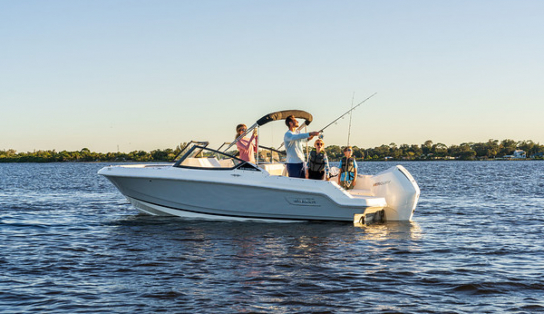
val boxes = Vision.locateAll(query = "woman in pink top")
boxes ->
[235,124,258,163]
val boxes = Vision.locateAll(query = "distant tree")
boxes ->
[448,144,468,160]
[421,140,433,155]
[518,140,536,157]
[534,143,544,156]
[409,145,423,158]
[499,139,517,156]
[325,145,342,160]
[485,139,499,158]
[432,143,448,157]
[471,142,487,158]
[375,145,390,158]
[151,149,170,161]
[351,146,364,159]
[456,143,476,160]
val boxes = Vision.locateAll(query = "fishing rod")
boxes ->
[347,92,355,146]
[318,92,377,133]
[277,92,377,149]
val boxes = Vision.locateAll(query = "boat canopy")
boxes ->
[256,110,313,127]
[222,110,313,154]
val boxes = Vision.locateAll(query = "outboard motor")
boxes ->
[370,165,420,221]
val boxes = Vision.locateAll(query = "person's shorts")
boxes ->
[286,163,304,178]
[308,169,325,180]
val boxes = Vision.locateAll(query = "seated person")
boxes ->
[338,146,357,189]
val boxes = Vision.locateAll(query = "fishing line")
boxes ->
[347,92,355,146]
[319,92,377,133]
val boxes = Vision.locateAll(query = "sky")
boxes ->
[1,0,543,153]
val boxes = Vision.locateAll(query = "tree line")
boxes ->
[0,147,183,163]
[324,139,544,161]
[1,139,543,163]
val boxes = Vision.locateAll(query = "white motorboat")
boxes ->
[98,110,420,224]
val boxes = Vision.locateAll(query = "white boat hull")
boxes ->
[126,196,303,223]
[99,163,419,223]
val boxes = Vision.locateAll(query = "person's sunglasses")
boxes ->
[316,143,323,146]
[346,149,352,152]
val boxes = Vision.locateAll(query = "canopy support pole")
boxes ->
[255,127,259,165]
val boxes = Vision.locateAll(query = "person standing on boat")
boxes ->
[338,146,357,189]
[306,138,330,181]
[235,124,258,163]
[284,115,320,178]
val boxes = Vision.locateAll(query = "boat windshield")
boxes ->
[173,141,209,162]
[173,144,259,171]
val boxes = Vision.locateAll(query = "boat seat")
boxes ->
[181,158,220,168]
[206,158,222,167]
[218,159,235,168]
[181,158,204,167]
[261,163,286,176]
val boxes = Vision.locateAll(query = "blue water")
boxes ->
[1,161,543,313]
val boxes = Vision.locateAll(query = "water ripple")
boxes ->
[1,162,543,313]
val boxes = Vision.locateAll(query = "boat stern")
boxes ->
[371,165,420,221]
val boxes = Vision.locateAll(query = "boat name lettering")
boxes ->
[373,180,391,186]
[285,197,320,206]
[295,198,315,205]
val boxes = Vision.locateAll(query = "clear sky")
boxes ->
[1,1,543,153]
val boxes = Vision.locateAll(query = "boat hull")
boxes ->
[126,196,305,222]
[99,165,387,222]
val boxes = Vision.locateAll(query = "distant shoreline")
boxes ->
[1,139,543,163]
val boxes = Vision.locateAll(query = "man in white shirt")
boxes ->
[283,115,320,178]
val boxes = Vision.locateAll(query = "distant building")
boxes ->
[514,150,526,158]
[504,150,526,159]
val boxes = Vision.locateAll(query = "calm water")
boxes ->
[1,161,543,313]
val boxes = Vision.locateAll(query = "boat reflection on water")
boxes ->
[354,221,423,241]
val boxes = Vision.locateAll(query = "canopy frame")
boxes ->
[222,110,313,159]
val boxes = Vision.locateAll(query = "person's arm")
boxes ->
[337,160,342,184]
[307,131,320,141]
[324,155,330,181]
[236,140,249,151]
[249,133,258,153]
[352,160,358,185]
[284,131,310,143]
